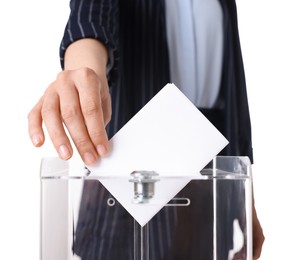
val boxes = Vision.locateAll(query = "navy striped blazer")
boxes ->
[59,0,252,259]
[60,0,253,163]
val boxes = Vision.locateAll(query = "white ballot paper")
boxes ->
[88,83,228,226]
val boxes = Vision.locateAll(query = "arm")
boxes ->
[28,39,111,165]
[28,0,118,165]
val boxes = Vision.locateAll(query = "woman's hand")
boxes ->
[252,204,265,260]
[28,67,111,165]
[28,39,111,165]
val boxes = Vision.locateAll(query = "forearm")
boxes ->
[64,38,108,80]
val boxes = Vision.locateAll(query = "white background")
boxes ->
[0,0,302,259]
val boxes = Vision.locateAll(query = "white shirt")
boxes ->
[165,0,223,108]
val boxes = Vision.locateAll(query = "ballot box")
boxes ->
[40,156,252,260]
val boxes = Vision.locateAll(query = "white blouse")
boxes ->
[165,0,223,108]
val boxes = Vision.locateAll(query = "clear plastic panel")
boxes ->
[40,156,252,260]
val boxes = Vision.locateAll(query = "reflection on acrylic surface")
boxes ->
[41,156,252,260]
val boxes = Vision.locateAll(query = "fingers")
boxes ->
[57,72,104,164]
[41,89,73,160]
[76,68,110,156]
[28,97,45,147]
[28,68,111,165]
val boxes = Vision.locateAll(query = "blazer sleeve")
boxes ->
[59,0,119,84]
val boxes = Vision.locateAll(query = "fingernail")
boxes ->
[59,145,71,160]
[31,134,42,146]
[83,152,96,165]
[97,144,107,156]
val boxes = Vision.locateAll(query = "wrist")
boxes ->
[64,38,108,79]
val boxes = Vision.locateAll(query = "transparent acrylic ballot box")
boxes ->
[40,156,252,260]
